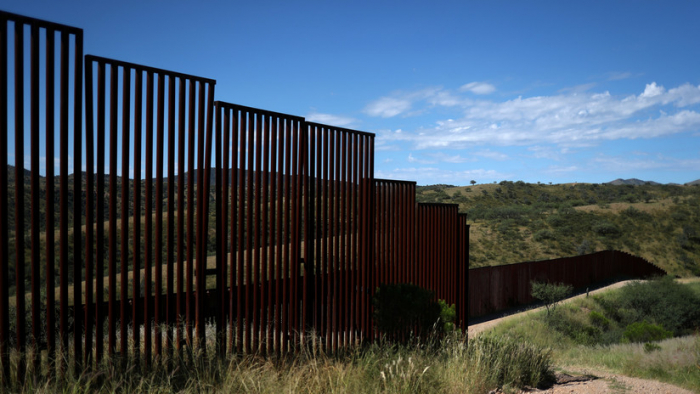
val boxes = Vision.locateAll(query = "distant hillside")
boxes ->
[607,178,661,186]
[687,179,700,186]
[417,181,700,277]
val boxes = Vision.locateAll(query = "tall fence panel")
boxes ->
[467,250,666,319]
[0,11,83,377]
[305,122,374,352]
[214,102,305,355]
[373,180,416,288]
[415,204,466,326]
[84,55,215,364]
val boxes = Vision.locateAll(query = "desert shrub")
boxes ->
[546,309,602,345]
[531,281,572,316]
[589,310,610,329]
[533,229,555,242]
[614,276,700,336]
[622,321,672,343]
[622,206,651,220]
[372,283,441,340]
[592,221,621,238]
[576,239,593,255]
[546,215,566,227]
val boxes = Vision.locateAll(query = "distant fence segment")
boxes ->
[467,250,666,318]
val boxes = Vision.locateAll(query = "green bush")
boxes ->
[546,215,566,227]
[589,310,610,329]
[372,283,441,340]
[531,281,572,315]
[438,299,457,333]
[592,221,621,238]
[622,321,672,343]
[533,229,555,242]
[614,276,700,336]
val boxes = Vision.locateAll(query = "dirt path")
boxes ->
[524,369,695,394]
[470,279,700,394]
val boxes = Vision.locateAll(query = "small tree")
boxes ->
[470,180,476,186]
[531,281,573,316]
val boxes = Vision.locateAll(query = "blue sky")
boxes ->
[5,0,700,185]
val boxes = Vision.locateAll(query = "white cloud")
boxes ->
[460,82,496,95]
[364,97,412,118]
[606,71,634,81]
[363,88,441,118]
[640,82,664,98]
[306,111,358,127]
[374,167,508,185]
[379,82,700,150]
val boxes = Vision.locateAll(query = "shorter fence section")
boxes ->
[468,250,666,318]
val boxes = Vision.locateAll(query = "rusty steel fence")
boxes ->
[213,102,307,355]
[467,250,667,318]
[1,11,470,377]
[304,122,375,352]
[2,10,672,377]
[415,204,467,321]
[0,11,83,376]
[83,55,216,364]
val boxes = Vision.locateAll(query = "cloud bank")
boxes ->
[370,82,700,150]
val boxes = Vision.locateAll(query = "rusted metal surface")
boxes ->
[215,102,306,354]
[84,55,216,363]
[467,250,666,319]
[373,179,417,287]
[304,123,374,351]
[2,11,476,376]
[0,11,83,378]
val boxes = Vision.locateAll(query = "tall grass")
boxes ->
[0,328,553,393]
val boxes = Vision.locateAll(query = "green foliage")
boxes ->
[643,341,662,352]
[466,333,553,390]
[418,181,700,276]
[372,283,441,340]
[622,321,673,343]
[612,276,700,336]
[530,281,572,316]
[592,220,620,238]
[438,299,457,334]
[539,278,700,348]
[533,229,555,242]
[588,310,610,329]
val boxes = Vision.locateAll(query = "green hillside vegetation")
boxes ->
[417,181,700,277]
[488,278,700,392]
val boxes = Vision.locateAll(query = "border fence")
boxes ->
[468,250,666,318]
[0,10,468,376]
[0,10,667,380]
